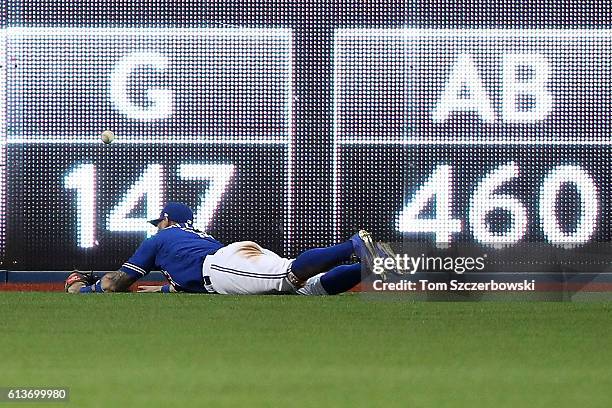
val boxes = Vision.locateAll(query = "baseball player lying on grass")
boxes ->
[65,202,393,295]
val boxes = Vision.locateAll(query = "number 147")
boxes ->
[64,163,235,248]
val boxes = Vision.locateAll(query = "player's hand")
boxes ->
[65,270,100,293]
[137,285,164,293]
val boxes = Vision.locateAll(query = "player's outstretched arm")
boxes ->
[101,271,138,292]
[66,234,158,293]
[65,270,139,293]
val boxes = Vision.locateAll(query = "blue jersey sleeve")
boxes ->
[120,237,158,279]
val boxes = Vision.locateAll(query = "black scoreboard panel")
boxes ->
[1,2,611,270]
[338,144,610,244]
[2,29,292,269]
[7,144,289,270]
[335,30,612,248]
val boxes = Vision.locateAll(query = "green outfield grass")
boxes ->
[1,293,611,408]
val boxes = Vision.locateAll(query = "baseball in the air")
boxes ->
[101,130,115,144]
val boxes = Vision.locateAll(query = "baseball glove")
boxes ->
[64,270,100,292]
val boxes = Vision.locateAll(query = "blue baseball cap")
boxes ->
[148,202,194,226]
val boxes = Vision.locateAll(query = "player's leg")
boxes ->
[319,263,362,294]
[289,241,353,280]
[296,263,362,295]
[202,231,389,295]
[288,230,378,288]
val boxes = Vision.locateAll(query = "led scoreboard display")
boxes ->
[1,25,612,271]
[0,30,5,260]
[2,28,292,270]
[335,29,612,247]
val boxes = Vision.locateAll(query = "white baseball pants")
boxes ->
[202,241,328,295]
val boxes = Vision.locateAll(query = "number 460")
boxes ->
[64,163,235,248]
[397,163,598,246]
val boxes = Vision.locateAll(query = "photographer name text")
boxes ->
[373,279,536,292]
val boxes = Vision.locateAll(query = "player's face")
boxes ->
[157,218,170,230]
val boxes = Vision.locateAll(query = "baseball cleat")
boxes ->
[350,230,378,273]
[375,241,399,278]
